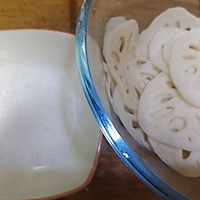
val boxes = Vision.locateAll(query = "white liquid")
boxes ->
[0,30,100,199]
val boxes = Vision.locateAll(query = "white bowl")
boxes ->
[0,30,102,200]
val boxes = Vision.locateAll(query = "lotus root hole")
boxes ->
[189,44,200,51]
[127,33,133,51]
[134,87,140,98]
[124,105,135,115]
[136,60,147,67]
[111,51,120,62]
[118,37,125,52]
[144,134,149,142]
[169,117,186,132]
[152,106,174,119]
[110,79,117,98]
[141,72,154,81]
[185,65,198,75]
[185,27,191,31]
[175,21,181,28]
[125,80,130,94]
[132,120,140,129]
[158,94,173,103]
[114,65,118,71]
[102,55,107,63]
[182,150,191,159]
[183,54,196,60]
[103,70,108,82]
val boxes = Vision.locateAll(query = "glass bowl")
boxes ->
[76,0,200,199]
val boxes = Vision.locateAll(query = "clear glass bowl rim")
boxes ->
[75,0,188,199]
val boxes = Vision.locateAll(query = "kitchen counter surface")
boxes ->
[0,0,162,199]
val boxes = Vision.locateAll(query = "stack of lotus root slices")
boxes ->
[103,7,200,177]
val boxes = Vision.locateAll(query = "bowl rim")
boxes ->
[75,0,190,199]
